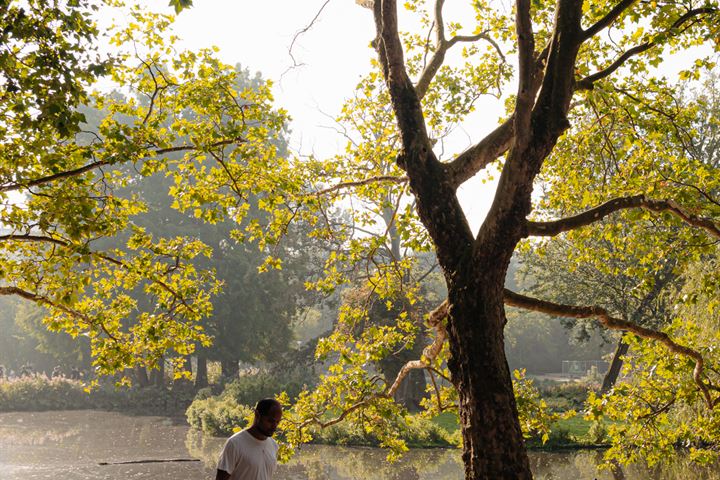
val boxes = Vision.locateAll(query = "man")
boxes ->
[215,398,283,480]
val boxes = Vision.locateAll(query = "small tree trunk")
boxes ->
[195,354,208,389]
[151,359,165,387]
[135,366,150,387]
[601,338,629,394]
[221,359,239,380]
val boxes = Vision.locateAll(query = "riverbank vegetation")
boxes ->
[0,375,195,415]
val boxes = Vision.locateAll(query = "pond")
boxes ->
[1,410,719,479]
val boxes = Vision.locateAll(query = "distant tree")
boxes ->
[13,303,92,373]
[517,237,677,390]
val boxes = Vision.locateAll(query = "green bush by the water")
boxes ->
[186,396,253,436]
[185,369,312,436]
[0,376,195,415]
[220,370,311,406]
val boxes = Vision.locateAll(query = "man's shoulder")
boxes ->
[227,429,251,442]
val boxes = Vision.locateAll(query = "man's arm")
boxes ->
[215,469,230,480]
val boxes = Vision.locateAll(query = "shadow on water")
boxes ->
[2,410,720,479]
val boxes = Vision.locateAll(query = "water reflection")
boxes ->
[3,410,720,479]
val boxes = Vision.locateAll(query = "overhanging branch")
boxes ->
[309,175,408,197]
[503,288,719,408]
[0,286,119,341]
[525,194,720,239]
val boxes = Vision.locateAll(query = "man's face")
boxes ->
[254,404,282,437]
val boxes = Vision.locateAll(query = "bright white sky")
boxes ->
[134,0,503,233]
[120,1,710,233]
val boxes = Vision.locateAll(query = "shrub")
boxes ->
[0,376,91,411]
[186,396,253,436]
[221,369,312,406]
[539,381,595,412]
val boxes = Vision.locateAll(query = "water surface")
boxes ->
[1,410,719,479]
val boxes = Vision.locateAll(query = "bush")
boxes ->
[221,369,312,406]
[185,369,310,437]
[186,396,253,436]
[0,376,92,411]
[538,381,595,412]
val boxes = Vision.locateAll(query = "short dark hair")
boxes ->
[255,398,281,416]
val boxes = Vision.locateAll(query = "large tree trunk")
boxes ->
[195,353,208,389]
[601,338,629,394]
[446,268,533,479]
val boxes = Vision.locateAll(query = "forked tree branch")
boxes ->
[297,300,450,431]
[503,288,719,408]
[415,0,503,99]
[387,300,449,396]
[525,194,720,239]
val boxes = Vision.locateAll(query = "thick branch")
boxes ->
[515,0,535,147]
[525,194,720,239]
[376,0,431,153]
[503,289,718,408]
[444,116,515,188]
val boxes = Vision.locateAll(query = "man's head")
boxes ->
[252,398,283,438]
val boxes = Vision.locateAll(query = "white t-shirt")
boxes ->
[217,429,279,480]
